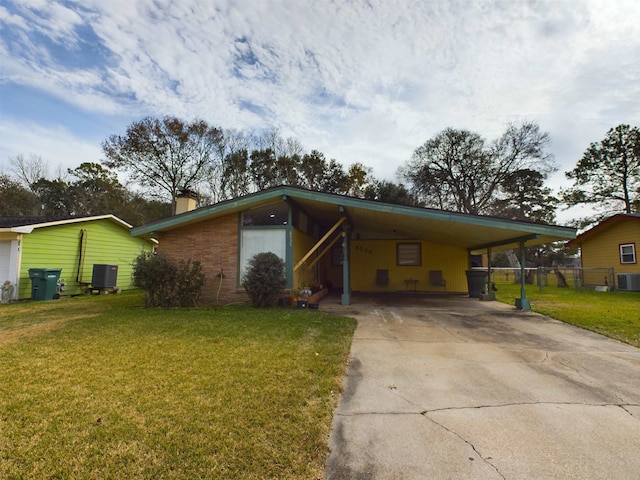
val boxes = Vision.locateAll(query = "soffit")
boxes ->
[291,195,574,252]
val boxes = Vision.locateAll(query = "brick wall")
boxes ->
[159,213,249,304]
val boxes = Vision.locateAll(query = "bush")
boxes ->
[174,258,206,307]
[242,252,287,308]
[132,252,205,307]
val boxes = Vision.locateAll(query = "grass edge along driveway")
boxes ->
[494,283,640,348]
[0,292,356,480]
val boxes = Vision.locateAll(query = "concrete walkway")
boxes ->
[322,294,640,480]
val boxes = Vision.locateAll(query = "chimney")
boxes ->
[175,190,198,215]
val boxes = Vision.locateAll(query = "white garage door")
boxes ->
[0,240,18,286]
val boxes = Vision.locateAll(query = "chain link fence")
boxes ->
[489,267,616,290]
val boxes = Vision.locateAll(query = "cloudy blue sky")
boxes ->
[1,0,638,222]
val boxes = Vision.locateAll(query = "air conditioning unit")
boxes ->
[617,273,640,291]
[92,264,118,289]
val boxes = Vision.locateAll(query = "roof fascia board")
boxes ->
[1,226,34,233]
[567,214,639,247]
[17,226,35,233]
[288,188,576,238]
[2,214,131,232]
[468,234,540,252]
[131,185,576,240]
[131,187,290,236]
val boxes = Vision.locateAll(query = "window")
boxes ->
[396,243,421,266]
[620,243,636,264]
[242,202,288,226]
[240,229,287,281]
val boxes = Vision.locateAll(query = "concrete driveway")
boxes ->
[322,294,640,480]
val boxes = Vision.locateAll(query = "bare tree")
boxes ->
[9,154,49,189]
[102,117,224,214]
[400,121,556,216]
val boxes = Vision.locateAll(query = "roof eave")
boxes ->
[131,187,290,236]
[130,186,577,244]
[0,215,133,232]
[566,214,639,247]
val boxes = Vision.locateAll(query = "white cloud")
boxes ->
[0,119,103,175]
[0,0,638,225]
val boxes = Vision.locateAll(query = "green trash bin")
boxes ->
[28,268,62,301]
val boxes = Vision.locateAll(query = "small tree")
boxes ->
[242,252,286,308]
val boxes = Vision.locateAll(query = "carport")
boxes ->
[285,188,576,309]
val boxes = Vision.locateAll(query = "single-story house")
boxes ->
[566,213,640,290]
[0,215,156,300]
[131,186,576,306]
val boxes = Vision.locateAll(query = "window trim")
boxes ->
[396,242,422,266]
[619,243,637,264]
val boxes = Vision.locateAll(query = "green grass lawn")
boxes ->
[494,282,640,348]
[0,292,356,479]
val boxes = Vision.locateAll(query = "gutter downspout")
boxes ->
[76,229,88,283]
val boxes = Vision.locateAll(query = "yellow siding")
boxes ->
[579,220,640,275]
[292,228,318,289]
[350,239,469,292]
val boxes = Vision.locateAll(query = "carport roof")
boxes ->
[131,186,576,252]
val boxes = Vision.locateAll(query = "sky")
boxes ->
[1,0,639,224]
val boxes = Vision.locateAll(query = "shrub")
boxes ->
[132,252,205,307]
[242,252,287,308]
[174,258,206,307]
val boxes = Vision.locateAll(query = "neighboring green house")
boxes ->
[0,215,156,300]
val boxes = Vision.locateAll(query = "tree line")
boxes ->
[1,118,638,229]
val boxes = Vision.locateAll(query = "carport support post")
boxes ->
[481,247,495,301]
[516,240,531,311]
[341,223,351,305]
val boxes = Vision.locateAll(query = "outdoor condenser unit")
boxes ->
[617,273,640,292]
[92,264,118,289]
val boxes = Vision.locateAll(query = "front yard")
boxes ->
[2,283,637,479]
[494,282,640,348]
[0,292,356,479]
